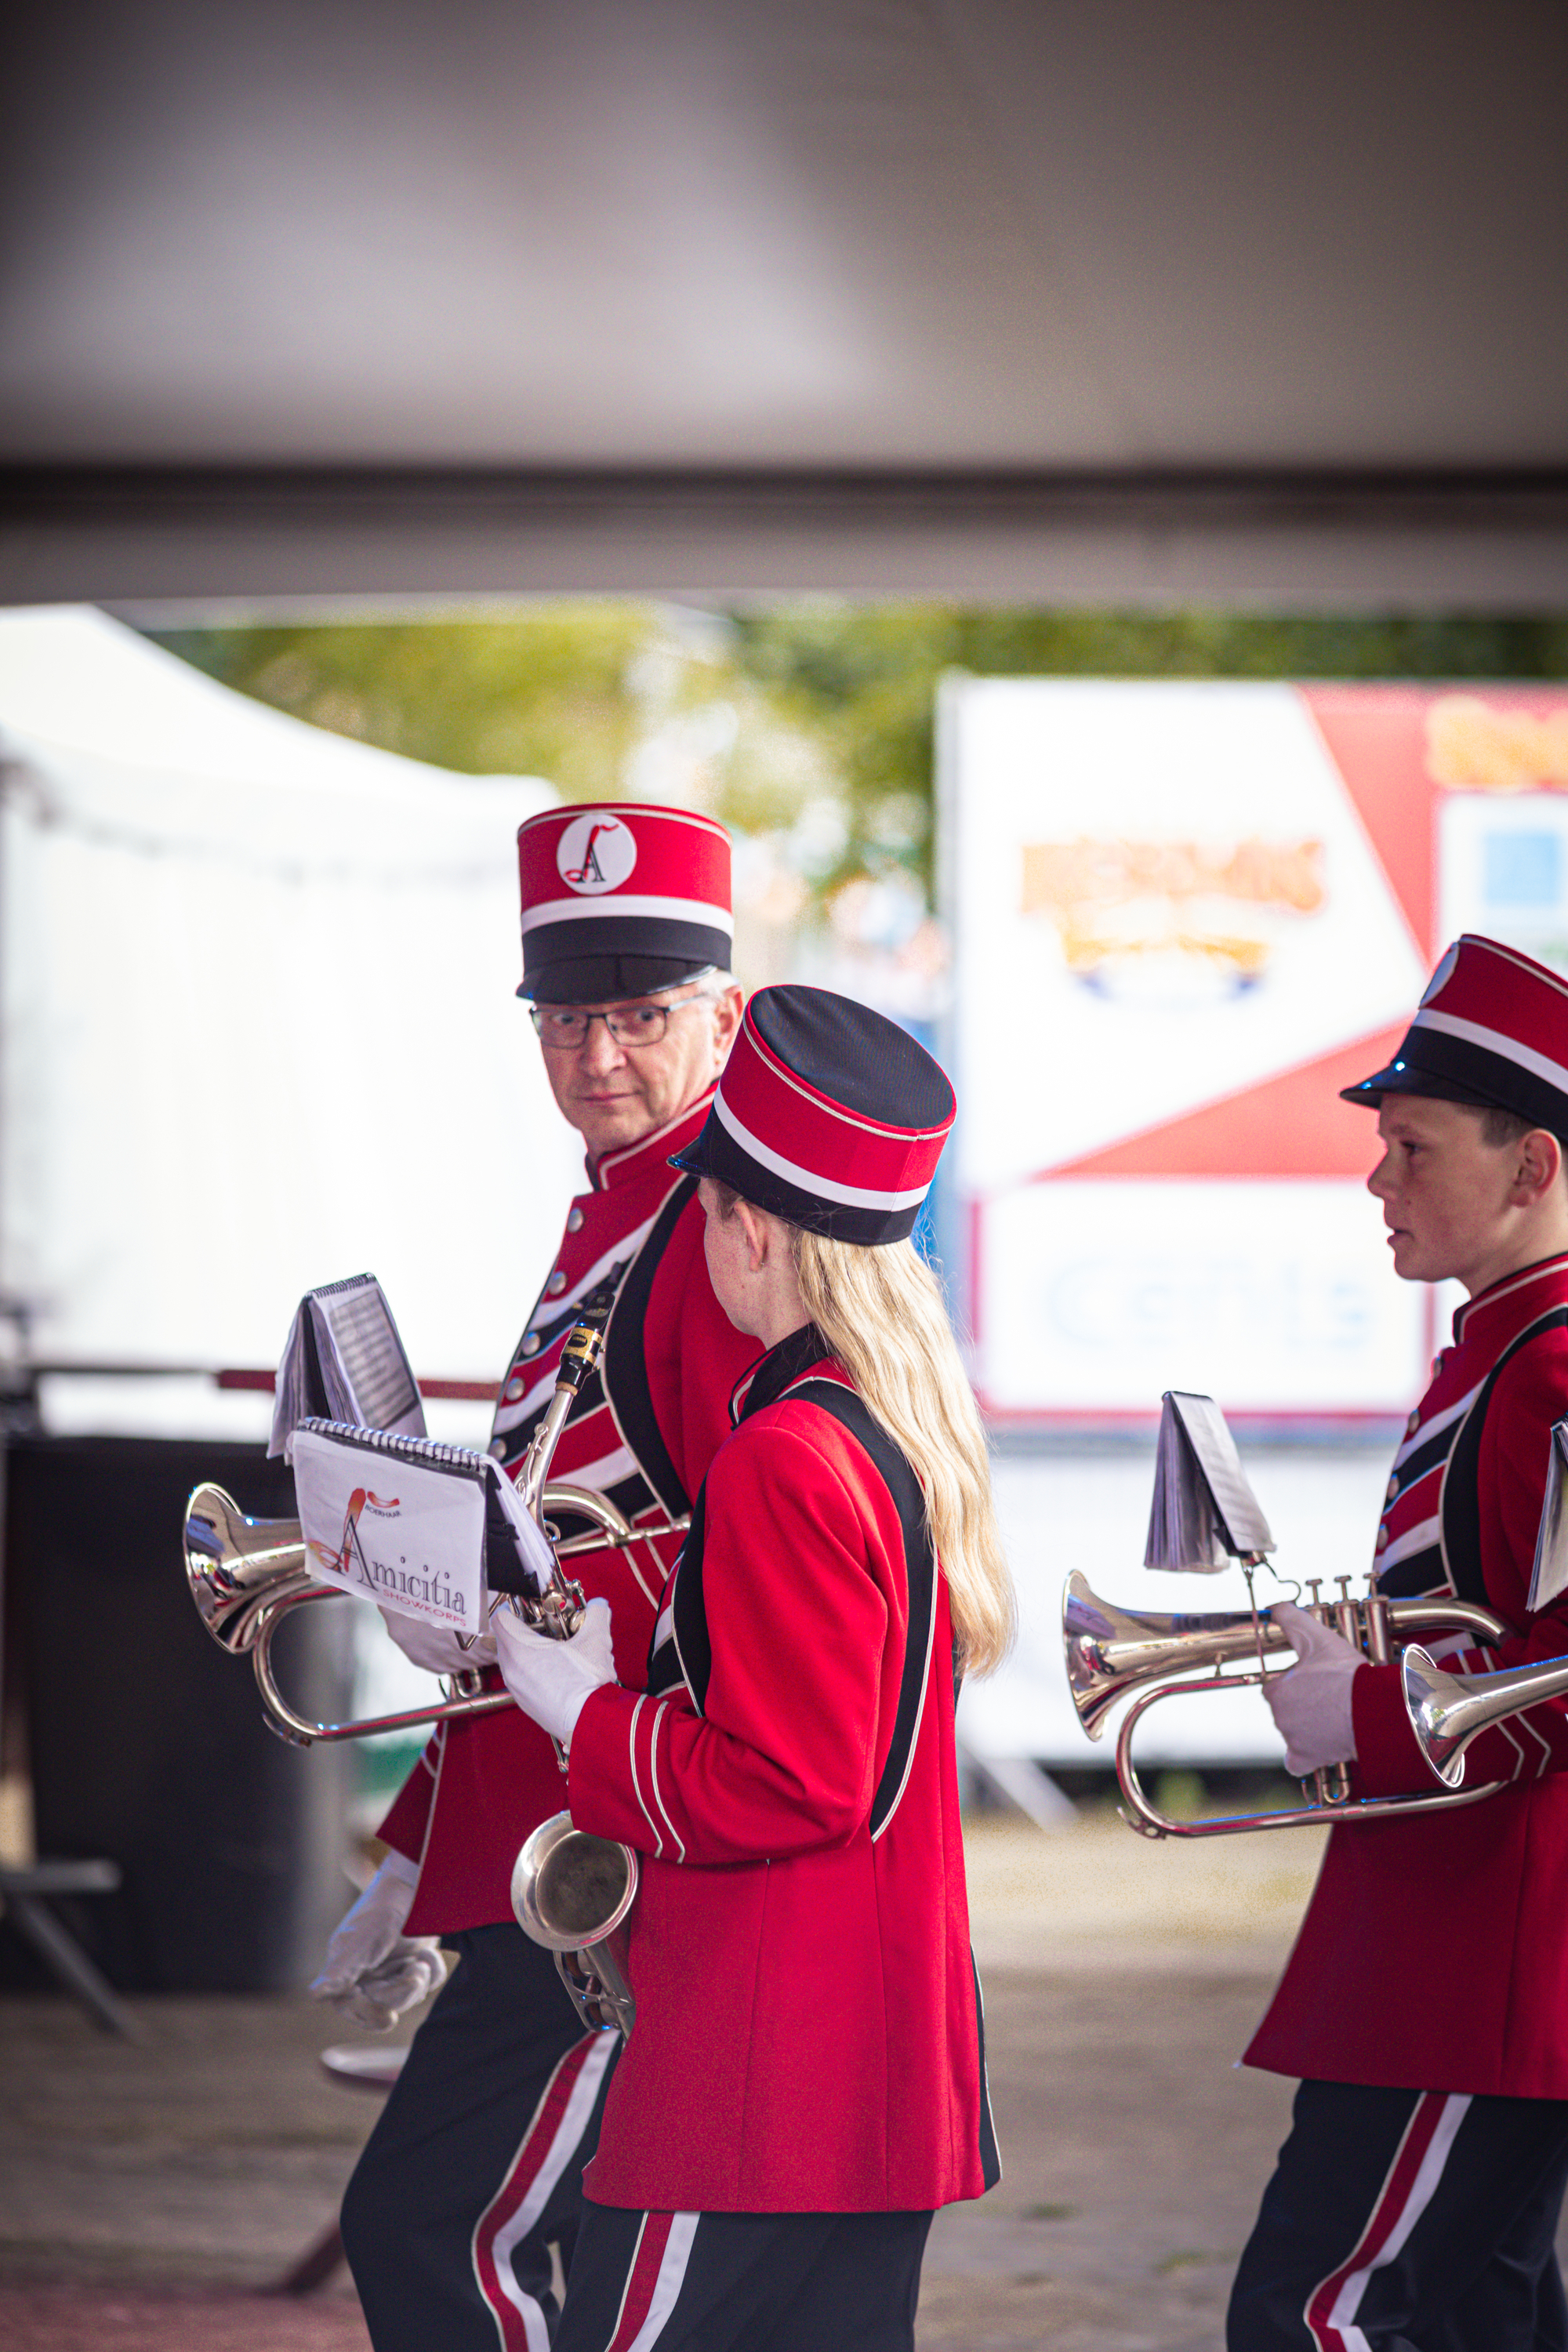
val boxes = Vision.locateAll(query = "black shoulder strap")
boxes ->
[601,1175,699,1522]
[1440,1305,1568,1605]
[786,1377,938,1842]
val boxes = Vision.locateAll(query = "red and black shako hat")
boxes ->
[1343,933,1568,1140]
[516,801,732,1004]
[670,985,956,1245]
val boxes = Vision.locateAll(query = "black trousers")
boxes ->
[341,1923,619,2352]
[1229,2079,1568,2351]
[554,2205,935,2352]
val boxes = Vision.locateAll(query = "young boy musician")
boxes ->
[1232,935,1568,2351]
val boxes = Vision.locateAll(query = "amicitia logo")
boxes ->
[557,811,637,895]
[306,1486,467,1618]
[307,1486,401,1577]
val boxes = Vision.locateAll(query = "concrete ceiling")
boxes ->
[3,0,1566,606]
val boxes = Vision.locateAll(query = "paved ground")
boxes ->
[0,1803,1406,2350]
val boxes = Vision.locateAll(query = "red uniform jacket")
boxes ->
[567,1327,1002,2214]
[377,1091,760,1934]
[1247,1253,1568,2096]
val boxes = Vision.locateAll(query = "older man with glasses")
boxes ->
[325,802,761,2352]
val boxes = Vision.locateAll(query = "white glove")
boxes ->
[378,1606,498,1678]
[492,1596,617,1751]
[309,1854,446,2031]
[1264,1600,1363,1777]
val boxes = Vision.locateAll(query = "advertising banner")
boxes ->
[942,677,1568,1422]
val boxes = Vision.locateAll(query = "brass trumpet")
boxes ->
[184,1301,688,1747]
[510,1811,638,2039]
[1064,1569,1512,1838]
[1403,1644,1568,1788]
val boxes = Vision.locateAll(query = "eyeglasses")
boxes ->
[528,996,706,1051]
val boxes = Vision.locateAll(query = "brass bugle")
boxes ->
[510,1809,637,2039]
[185,1298,691,1740]
[1064,1570,1511,1838]
[1403,1643,1568,1788]
[185,1296,687,1746]
[184,1477,667,1746]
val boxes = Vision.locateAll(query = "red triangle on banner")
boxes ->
[1298,687,1436,957]
[1040,1022,1406,1180]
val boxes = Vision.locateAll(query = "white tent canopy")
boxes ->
[2,0,1566,609]
[0,608,575,1438]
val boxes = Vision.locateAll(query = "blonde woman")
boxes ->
[495,985,1014,2352]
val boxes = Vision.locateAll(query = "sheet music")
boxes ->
[1144,1389,1275,1571]
[1529,1420,1568,1613]
[269,1272,426,1457]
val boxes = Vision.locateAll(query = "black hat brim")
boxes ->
[520,953,718,1005]
[1339,1058,1510,1112]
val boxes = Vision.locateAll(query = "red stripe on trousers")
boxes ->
[472,2031,606,2350]
[1305,2092,1454,2350]
[608,2212,678,2352]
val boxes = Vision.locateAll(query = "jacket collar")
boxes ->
[590,1083,717,1193]
[729,1322,833,1425]
[1452,1252,1568,1351]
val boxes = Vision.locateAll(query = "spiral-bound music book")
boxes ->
[291,1419,557,1628]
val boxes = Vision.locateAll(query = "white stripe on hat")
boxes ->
[1411,1007,1568,1099]
[518,894,733,937]
[713,1090,931,1211]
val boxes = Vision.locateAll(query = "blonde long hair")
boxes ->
[791,1227,1015,1678]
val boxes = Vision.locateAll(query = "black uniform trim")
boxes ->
[1388,1425,1461,1505]
[785,1376,936,1843]
[659,1325,938,1844]
[971,1952,1004,2193]
[601,1177,699,1523]
[648,1483,707,1700]
[1377,1544,1449,1601]
[1440,1305,1568,1607]
[735,1323,833,1418]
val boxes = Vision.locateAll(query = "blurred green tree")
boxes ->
[725,605,1568,902]
[154,606,673,800]
[154,604,1568,916]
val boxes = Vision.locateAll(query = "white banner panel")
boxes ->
[944,678,1428,1192]
[977,1178,1426,1417]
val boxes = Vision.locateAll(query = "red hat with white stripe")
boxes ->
[1342,934,1568,1138]
[670,985,956,1244]
[516,802,732,1004]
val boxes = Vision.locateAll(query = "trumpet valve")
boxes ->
[1333,1578,1361,1647]
[1362,1581,1393,1664]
